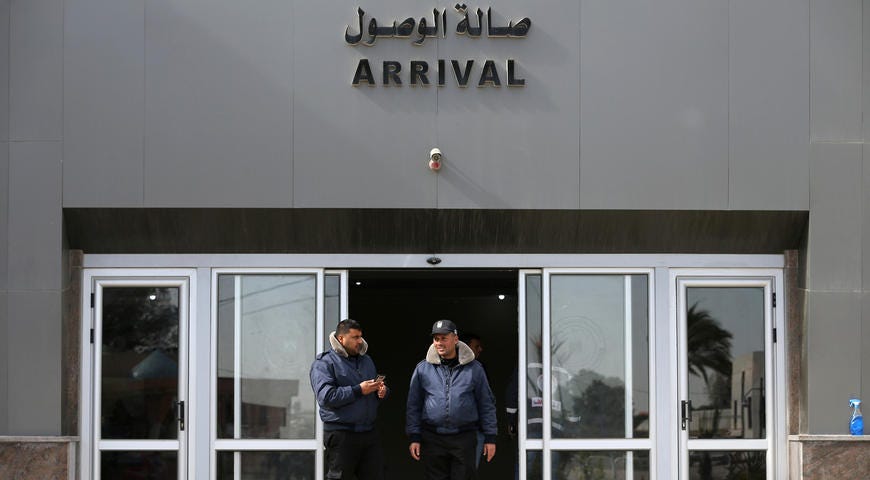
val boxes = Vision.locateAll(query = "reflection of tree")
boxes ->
[569,371,625,438]
[687,304,733,387]
[103,288,179,354]
[687,304,733,479]
[707,373,731,408]
[102,288,180,440]
[726,451,766,480]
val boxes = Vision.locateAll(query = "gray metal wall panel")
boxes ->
[865,0,870,142]
[52,0,818,211]
[0,0,9,142]
[863,293,870,418]
[0,292,6,433]
[864,145,870,407]
[864,145,870,296]
[579,0,729,209]
[434,0,579,209]
[144,0,293,207]
[63,0,144,207]
[8,142,62,291]
[9,0,62,141]
[811,0,862,141]
[5,291,60,435]
[808,143,862,291]
[806,291,861,433]
[292,1,438,208]
[729,0,810,210]
[0,142,7,291]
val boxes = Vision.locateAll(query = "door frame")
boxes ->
[669,268,786,479]
[80,268,197,480]
[520,268,657,479]
[208,268,327,480]
[81,254,786,479]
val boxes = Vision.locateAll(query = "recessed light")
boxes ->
[355,281,362,286]
[498,294,505,300]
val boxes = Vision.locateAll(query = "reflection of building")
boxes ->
[216,378,311,439]
[689,351,765,440]
[731,351,765,440]
[103,350,178,440]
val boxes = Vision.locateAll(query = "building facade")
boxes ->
[1,0,869,478]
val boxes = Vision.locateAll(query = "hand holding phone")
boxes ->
[376,375,387,398]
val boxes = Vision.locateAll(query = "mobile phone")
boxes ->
[375,374,386,382]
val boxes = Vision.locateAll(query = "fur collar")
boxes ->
[329,331,368,357]
[426,340,475,365]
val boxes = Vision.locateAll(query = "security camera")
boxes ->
[428,148,443,171]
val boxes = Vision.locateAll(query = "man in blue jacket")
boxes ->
[310,319,387,480]
[406,320,497,480]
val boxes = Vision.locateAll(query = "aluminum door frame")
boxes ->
[81,268,197,480]
[81,253,786,479]
[208,268,327,480]
[670,269,785,479]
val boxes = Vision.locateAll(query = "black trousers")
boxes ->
[324,429,385,480]
[421,430,478,480]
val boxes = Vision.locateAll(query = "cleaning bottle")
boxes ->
[849,398,863,435]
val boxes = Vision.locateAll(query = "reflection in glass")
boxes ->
[549,275,650,439]
[217,451,315,480]
[526,275,543,440]
[324,275,341,351]
[526,450,542,480]
[101,287,179,439]
[527,450,650,480]
[217,274,317,439]
[101,451,177,479]
[686,288,765,440]
[689,450,765,480]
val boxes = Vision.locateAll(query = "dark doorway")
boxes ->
[350,269,519,480]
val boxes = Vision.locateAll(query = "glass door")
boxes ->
[90,274,192,479]
[520,269,654,479]
[211,269,345,480]
[675,275,777,479]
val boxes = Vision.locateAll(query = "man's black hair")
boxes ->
[461,332,481,343]
[336,318,361,335]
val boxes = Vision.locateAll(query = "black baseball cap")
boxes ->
[431,319,458,335]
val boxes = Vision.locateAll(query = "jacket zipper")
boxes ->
[443,364,456,427]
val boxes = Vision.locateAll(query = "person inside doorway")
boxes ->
[461,332,488,469]
[463,332,484,361]
[406,320,497,480]
[310,319,388,480]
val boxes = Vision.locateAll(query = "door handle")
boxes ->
[177,401,185,431]
[681,400,691,431]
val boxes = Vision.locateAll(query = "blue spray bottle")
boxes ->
[849,398,863,435]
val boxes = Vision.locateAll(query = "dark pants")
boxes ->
[421,430,478,480]
[324,429,385,480]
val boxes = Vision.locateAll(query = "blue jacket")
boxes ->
[310,332,383,432]
[406,341,497,443]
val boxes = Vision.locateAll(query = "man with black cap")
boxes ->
[406,319,497,480]
[310,319,388,480]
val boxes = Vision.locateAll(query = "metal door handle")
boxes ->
[177,401,185,431]
[681,400,691,430]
